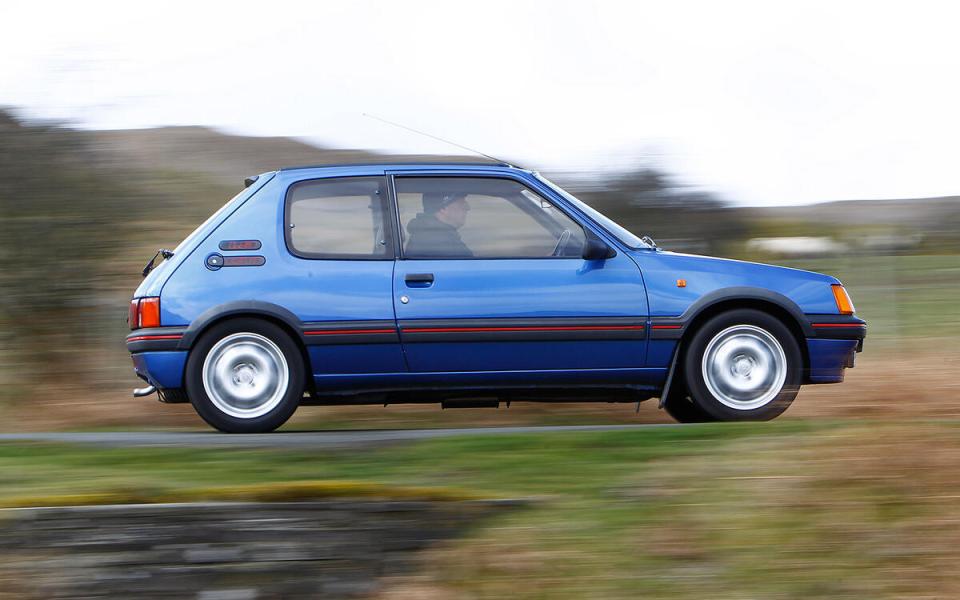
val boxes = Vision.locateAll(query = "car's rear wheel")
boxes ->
[185,318,304,433]
[682,309,801,421]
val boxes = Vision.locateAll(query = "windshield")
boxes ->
[534,173,648,249]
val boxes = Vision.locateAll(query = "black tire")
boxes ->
[662,381,718,423]
[682,309,801,421]
[185,318,305,433]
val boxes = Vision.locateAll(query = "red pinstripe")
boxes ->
[304,328,396,336]
[127,334,183,342]
[403,325,645,333]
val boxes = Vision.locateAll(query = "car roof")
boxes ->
[272,162,531,178]
[280,161,514,171]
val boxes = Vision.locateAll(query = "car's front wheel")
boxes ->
[185,318,305,433]
[662,381,718,423]
[682,309,801,421]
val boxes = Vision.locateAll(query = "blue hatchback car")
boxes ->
[127,163,865,432]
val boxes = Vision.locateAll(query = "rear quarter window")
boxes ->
[285,177,392,259]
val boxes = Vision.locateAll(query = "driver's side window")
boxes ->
[395,177,587,259]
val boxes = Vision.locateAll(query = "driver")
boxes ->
[405,192,473,257]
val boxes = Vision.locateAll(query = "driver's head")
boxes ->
[423,192,470,229]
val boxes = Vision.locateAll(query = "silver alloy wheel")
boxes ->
[701,324,787,410]
[201,332,289,419]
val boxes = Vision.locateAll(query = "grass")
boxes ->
[0,423,777,502]
[4,419,960,597]
[0,480,484,508]
[777,254,960,343]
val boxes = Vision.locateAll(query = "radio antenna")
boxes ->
[362,113,516,167]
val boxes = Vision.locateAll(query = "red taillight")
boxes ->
[139,297,161,328]
[129,297,161,330]
[128,300,139,330]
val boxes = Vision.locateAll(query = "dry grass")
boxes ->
[8,348,958,432]
[0,480,483,509]
[793,345,960,420]
[374,422,960,599]
[3,411,960,597]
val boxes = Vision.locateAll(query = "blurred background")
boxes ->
[1,1,960,597]
[1,0,958,429]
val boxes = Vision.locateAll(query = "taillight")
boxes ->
[831,284,855,315]
[128,300,139,330]
[129,297,161,329]
[140,297,161,328]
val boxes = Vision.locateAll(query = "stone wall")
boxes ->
[0,500,510,599]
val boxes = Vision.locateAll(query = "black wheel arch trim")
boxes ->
[649,287,816,340]
[177,301,306,349]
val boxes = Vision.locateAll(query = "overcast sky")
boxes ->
[3,0,960,206]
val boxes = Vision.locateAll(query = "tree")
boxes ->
[0,110,146,384]
[559,166,746,253]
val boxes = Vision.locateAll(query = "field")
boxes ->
[3,253,953,596]
[779,254,960,343]
[2,419,960,598]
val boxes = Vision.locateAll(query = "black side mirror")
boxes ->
[582,235,616,261]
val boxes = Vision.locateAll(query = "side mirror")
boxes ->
[582,236,616,261]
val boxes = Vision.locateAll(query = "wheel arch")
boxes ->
[177,301,312,388]
[670,288,812,377]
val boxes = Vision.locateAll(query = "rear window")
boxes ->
[285,177,392,259]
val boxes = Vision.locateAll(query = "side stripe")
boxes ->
[305,328,397,336]
[403,325,645,333]
[127,334,184,342]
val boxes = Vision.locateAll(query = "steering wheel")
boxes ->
[552,229,572,257]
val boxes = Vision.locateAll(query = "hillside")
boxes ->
[86,126,489,188]
[741,196,960,230]
[85,125,960,236]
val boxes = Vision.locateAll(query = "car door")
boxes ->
[390,172,649,374]
[280,174,406,382]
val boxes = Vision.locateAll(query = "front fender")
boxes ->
[652,286,815,338]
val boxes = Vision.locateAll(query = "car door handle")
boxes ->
[404,273,434,287]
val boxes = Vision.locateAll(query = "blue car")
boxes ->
[127,163,865,432]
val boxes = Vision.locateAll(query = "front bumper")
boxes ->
[808,314,867,343]
[804,314,866,383]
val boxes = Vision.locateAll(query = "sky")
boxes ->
[2,0,960,206]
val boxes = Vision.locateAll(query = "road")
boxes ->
[0,424,670,448]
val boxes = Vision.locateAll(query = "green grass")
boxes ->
[0,423,782,502]
[6,419,959,598]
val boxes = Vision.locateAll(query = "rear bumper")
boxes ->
[127,327,189,390]
[131,351,188,390]
[126,327,187,353]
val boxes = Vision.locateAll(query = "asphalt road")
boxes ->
[0,424,669,449]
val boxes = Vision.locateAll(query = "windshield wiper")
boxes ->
[142,249,174,277]
[640,235,659,249]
